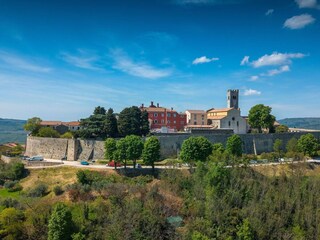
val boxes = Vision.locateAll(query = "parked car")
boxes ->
[28,156,44,161]
[136,163,142,169]
[107,160,121,167]
[80,161,89,165]
[21,155,29,160]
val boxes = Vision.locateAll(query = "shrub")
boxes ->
[53,185,64,196]
[28,183,48,197]
[60,132,73,139]
[4,180,23,192]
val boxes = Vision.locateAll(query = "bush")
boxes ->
[61,132,73,139]
[28,183,48,197]
[53,185,64,196]
[3,180,22,192]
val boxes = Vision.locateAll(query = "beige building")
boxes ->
[185,110,207,126]
[207,108,247,134]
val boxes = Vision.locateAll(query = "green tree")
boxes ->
[125,135,144,169]
[48,203,73,240]
[61,132,73,139]
[191,231,210,240]
[236,218,254,240]
[180,137,213,166]
[297,133,319,157]
[38,127,60,138]
[286,137,298,153]
[10,162,25,180]
[24,117,42,135]
[0,207,25,239]
[104,138,117,160]
[105,108,118,138]
[79,113,107,139]
[212,143,225,154]
[141,110,150,136]
[248,104,275,133]
[142,136,160,171]
[273,139,283,159]
[276,125,289,133]
[93,106,106,115]
[118,106,149,137]
[114,138,127,168]
[226,134,243,158]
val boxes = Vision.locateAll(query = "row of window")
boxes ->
[153,113,184,118]
[153,120,185,124]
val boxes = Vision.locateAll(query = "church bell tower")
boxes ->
[227,89,239,109]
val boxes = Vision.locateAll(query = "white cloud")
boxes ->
[60,50,102,70]
[244,89,261,96]
[192,56,219,65]
[250,75,259,81]
[295,0,319,8]
[111,49,172,79]
[265,9,274,16]
[240,56,250,65]
[0,51,52,73]
[262,65,290,77]
[284,14,315,29]
[251,52,305,68]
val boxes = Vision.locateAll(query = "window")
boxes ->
[194,121,197,125]
[161,120,164,123]
[202,121,204,125]
[154,113,158,117]
[194,114,197,120]
[161,113,164,117]
[167,120,171,124]
[154,119,158,124]
[173,113,177,117]
[228,121,231,126]
[174,120,176,124]
[167,113,171,117]
[237,121,239,126]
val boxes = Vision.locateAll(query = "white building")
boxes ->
[207,108,247,134]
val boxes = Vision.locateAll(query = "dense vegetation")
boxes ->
[0,118,27,144]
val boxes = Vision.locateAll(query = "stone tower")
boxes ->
[227,89,239,109]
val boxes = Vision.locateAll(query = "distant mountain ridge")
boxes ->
[0,118,27,144]
[278,118,320,130]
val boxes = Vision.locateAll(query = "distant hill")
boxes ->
[0,118,27,144]
[278,118,320,130]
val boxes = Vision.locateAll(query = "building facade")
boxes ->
[185,110,207,126]
[140,102,186,131]
[40,121,81,134]
[207,108,247,134]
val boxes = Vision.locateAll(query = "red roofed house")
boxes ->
[140,102,186,132]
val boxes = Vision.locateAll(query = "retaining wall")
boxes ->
[25,132,320,161]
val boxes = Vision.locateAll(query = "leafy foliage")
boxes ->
[48,203,73,240]
[24,117,42,135]
[226,134,243,157]
[275,124,289,133]
[297,133,319,157]
[180,136,213,164]
[142,136,161,170]
[248,104,275,133]
[38,127,60,138]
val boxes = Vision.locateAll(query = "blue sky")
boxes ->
[0,0,319,121]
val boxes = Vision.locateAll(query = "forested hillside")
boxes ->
[279,118,320,130]
[0,118,27,144]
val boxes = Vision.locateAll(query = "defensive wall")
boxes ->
[25,132,320,161]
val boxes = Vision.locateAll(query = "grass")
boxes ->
[0,188,22,199]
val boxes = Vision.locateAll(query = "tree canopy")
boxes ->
[38,127,60,138]
[226,134,243,157]
[248,104,275,133]
[24,117,42,135]
[48,203,73,240]
[142,136,161,170]
[125,135,144,169]
[180,136,213,164]
[297,133,319,157]
[117,106,149,137]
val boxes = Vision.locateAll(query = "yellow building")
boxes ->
[185,110,207,126]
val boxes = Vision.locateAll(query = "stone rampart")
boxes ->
[25,132,320,161]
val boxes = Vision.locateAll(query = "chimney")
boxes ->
[151,101,153,105]
[157,103,159,108]
[141,103,144,108]
[171,107,173,111]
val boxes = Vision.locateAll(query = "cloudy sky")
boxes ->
[0,0,319,121]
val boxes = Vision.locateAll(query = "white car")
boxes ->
[28,156,44,161]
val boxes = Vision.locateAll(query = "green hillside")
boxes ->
[0,118,27,144]
[278,118,320,130]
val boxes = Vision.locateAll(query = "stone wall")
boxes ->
[25,132,320,161]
